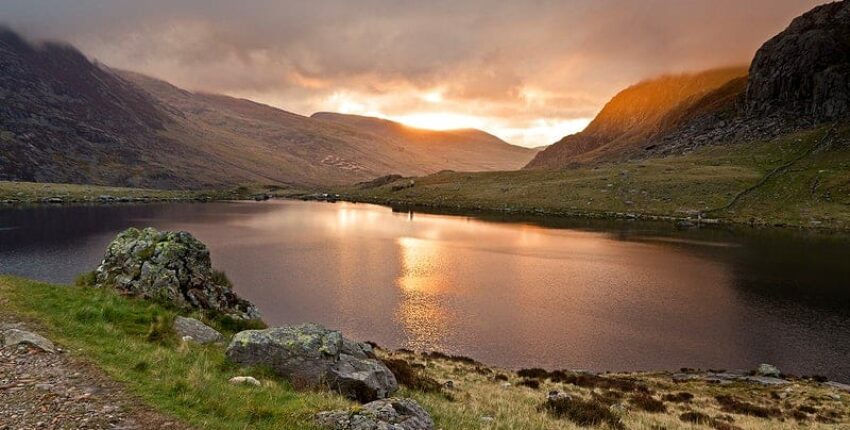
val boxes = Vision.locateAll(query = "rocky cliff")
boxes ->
[747,0,850,121]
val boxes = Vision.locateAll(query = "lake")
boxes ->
[1,200,849,381]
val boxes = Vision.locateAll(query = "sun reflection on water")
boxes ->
[395,236,450,351]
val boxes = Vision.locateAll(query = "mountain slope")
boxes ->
[526,67,748,169]
[0,29,534,189]
[311,112,538,171]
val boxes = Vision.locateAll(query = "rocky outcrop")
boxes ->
[747,1,850,121]
[315,398,434,430]
[95,227,260,320]
[174,316,224,344]
[225,324,398,402]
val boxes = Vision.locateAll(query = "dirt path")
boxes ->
[0,316,192,430]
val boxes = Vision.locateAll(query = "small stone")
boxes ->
[174,317,223,344]
[1,329,56,353]
[443,380,454,390]
[609,403,626,414]
[228,376,261,387]
[755,363,781,378]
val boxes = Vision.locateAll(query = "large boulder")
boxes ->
[315,398,434,430]
[226,323,398,402]
[95,227,259,320]
[747,1,850,121]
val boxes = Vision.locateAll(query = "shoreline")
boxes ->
[3,178,848,233]
[302,193,850,234]
[2,275,849,429]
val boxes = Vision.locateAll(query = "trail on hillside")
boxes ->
[706,126,836,214]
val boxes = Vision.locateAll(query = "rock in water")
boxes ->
[747,1,850,121]
[226,323,398,402]
[315,398,434,430]
[95,227,260,320]
[1,329,56,353]
[174,316,224,344]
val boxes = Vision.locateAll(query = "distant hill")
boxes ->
[526,67,748,169]
[0,29,535,189]
[311,113,537,172]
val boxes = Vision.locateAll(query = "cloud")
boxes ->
[2,0,829,146]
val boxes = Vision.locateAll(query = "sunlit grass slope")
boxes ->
[339,124,850,229]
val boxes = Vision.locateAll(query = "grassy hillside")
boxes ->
[527,67,748,169]
[338,124,850,229]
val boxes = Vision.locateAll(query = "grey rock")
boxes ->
[226,323,397,402]
[747,1,850,122]
[755,363,782,378]
[1,329,56,353]
[94,227,259,320]
[174,317,223,344]
[315,398,434,430]
[826,381,850,393]
[228,376,261,387]
[741,376,789,386]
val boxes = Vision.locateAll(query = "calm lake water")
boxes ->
[1,200,849,381]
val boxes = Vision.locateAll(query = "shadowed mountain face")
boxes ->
[747,0,850,120]
[0,29,534,189]
[525,67,748,169]
[0,29,184,188]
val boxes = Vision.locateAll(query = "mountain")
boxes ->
[529,1,850,170]
[311,113,537,172]
[0,29,535,189]
[526,67,748,169]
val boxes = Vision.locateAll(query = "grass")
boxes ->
[0,181,305,206]
[1,275,849,429]
[0,275,350,430]
[336,124,850,229]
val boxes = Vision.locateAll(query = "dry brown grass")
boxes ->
[378,349,849,430]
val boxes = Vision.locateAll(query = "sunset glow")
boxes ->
[8,1,824,148]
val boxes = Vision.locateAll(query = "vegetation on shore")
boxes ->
[0,181,302,206]
[2,275,848,429]
[336,124,850,230]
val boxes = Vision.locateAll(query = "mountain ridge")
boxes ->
[0,29,536,189]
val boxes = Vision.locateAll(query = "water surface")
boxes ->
[1,200,849,381]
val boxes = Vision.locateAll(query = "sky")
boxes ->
[2,0,828,147]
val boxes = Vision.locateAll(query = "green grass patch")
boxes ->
[0,276,350,430]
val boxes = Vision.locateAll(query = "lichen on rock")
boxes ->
[226,323,398,402]
[94,227,260,320]
[315,397,435,430]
